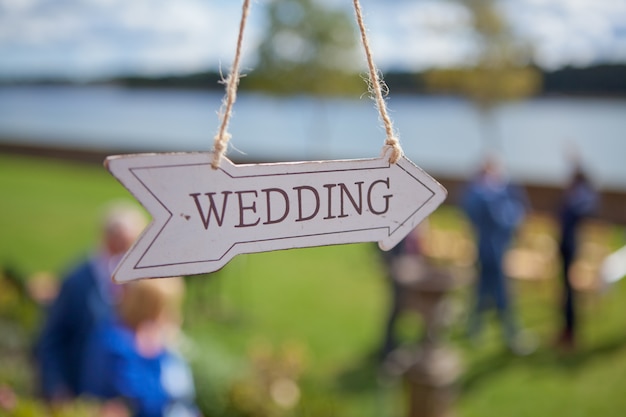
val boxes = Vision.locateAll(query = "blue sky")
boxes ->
[1,0,625,80]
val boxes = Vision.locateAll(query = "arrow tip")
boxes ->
[377,155,447,252]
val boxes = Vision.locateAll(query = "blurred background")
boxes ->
[1,0,626,416]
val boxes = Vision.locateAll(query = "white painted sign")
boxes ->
[105,152,447,283]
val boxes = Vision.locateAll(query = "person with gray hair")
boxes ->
[34,201,147,403]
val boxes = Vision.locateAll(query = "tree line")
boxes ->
[95,64,625,98]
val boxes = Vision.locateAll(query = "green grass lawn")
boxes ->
[1,153,626,417]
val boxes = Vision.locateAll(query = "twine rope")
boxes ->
[211,0,403,168]
[211,0,250,169]
[352,0,403,163]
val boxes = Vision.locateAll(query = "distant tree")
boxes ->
[247,0,363,96]
[424,0,541,150]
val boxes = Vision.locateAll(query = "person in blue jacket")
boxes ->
[82,277,199,417]
[34,202,146,402]
[462,156,529,354]
[556,166,598,350]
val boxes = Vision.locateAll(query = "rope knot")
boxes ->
[211,132,232,169]
[384,137,403,164]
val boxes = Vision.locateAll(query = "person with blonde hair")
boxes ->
[82,277,199,417]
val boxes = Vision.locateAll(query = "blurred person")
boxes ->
[462,156,531,354]
[82,277,199,417]
[378,223,426,360]
[34,201,147,402]
[0,384,17,411]
[556,165,599,350]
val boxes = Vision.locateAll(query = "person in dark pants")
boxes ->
[557,167,598,350]
[34,202,146,403]
[379,225,425,360]
[462,156,531,354]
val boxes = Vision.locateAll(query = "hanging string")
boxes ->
[211,0,251,169]
[211,0,403,168]
[352,0,403,164]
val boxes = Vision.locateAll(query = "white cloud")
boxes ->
[0,0,625,79]
[0,0,255,78]
[351,1,477,71]
[502,0,626,69]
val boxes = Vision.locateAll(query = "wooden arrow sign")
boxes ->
[105,152,447,283]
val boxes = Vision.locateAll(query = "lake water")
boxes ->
[1,85,625,191]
